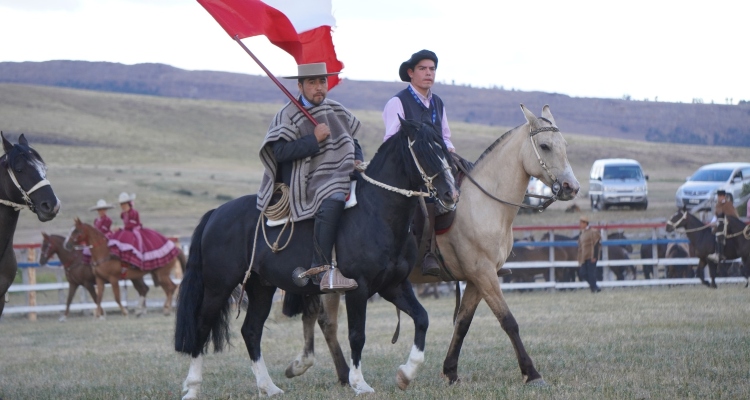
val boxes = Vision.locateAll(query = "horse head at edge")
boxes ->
[520,104,580,202]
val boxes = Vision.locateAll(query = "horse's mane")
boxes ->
[366,119,450,180]
[474,125,519,166]
[0,142,46,172]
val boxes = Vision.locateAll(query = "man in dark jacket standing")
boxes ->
[707,189,739,263]
[578,215,602,293]
[382,49,455,276]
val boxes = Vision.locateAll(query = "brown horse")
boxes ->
[605,232,636,281]
[717,215,750,287]
[68,218,185,317]
[39,232,150,321]
[666,208,720,288]
[1,133,60,317]
[284,105,580,386]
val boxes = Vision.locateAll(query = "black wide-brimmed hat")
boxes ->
[717,189,727,196]
[398,49,438,82]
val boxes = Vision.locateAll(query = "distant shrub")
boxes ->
[216,194,233,201]
[175,189,192,196]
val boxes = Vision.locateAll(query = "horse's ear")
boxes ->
[541,105,557,127]
[520,104,538,128]
[681,205,687,212]
[18,134,28,147]
[42,232,49,239]
[74,217,81,226]
[1,131,13,154]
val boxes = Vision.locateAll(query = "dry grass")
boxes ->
[1,285,749,399]
[3,83,750,244]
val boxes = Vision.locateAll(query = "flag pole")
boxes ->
[233,35,318,126]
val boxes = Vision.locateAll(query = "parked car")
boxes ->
[675,162,750,210]
[589,158,648,210]
[524,176,553,207]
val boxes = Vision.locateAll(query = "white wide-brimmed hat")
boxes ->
[282,62,340,79]
[89,199,114,211]
[118,192,136,203]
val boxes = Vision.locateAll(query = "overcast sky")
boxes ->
[1,0,747,104]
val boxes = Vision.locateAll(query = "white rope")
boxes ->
[261,183,294,253]
[359,171,431,198]
[0,198,25,211]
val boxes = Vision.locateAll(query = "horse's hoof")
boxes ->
[440,371,460,385]
[526,378,548,387]
[396,369,410,390]
[285,356,314,378]
[58,315,67,322]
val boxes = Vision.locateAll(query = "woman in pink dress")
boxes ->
[90,199,114,237]
[81,199,115,263]
[107,192,179,270]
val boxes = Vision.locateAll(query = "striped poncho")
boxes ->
[257,98,361,222]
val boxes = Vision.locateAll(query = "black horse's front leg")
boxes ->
[379,280,429,391]
[242,277,283,396]
[345,287,375,394]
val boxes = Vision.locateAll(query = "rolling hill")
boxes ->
[2,83,749,245]
[2,60,749,147]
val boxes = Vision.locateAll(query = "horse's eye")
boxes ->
[540,144,550,151]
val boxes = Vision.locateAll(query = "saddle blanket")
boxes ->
[267,181,358,227]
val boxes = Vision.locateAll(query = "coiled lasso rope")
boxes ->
[237,182,295,319]
[261,183,294,252]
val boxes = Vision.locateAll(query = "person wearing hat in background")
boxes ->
[107,192,180,270]
[89,199,114,237]
[577,215,602,293]
[707,189,739,263]
[257,62,363,292]
[382,49,455,277]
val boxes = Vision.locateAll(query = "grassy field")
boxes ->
[3,83,750,245]
[1,285,749,399]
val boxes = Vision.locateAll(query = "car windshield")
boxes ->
[691,169,732,182]
[603,165,642,180]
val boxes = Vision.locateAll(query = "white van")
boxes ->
[589,159,648,210]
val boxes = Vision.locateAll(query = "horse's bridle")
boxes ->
[666,210,711,233]
[0,165,52,213]
[455,122,562,212]
[359,136,456,211]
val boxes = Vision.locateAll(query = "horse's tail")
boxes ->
[175,209,231,356]
[282,292,320,318]
[177,247,188,274]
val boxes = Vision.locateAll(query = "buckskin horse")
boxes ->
[174,118,458,397]
[0,133,60,317]
[39,232,150,321]
[67,218,185,317]
[284,105,580,387]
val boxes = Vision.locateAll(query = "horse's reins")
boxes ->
[719,217,750,240]
[0,165,51,213]
[455,124,561,212]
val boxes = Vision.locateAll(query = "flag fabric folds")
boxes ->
[198,0,344,89]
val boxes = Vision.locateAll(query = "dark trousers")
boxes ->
[581,260,600,292]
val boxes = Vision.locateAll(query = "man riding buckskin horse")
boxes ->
[707,189,739,263]
[382,49,456,276]
[257,62,363,292]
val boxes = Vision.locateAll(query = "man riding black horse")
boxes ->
[257,62,364,292]
[707,189,738,264]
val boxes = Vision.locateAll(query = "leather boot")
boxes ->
[312,198,357,292]
[422,203,441,277]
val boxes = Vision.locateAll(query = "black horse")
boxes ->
[666,207,721,288]
[174,119,458,397]
[0,133,61,317]
[717,215,750,287]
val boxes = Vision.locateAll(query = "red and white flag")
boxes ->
[198,0,344,89]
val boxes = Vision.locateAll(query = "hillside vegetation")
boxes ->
[2,60,750,146]
[2,83,749,244]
